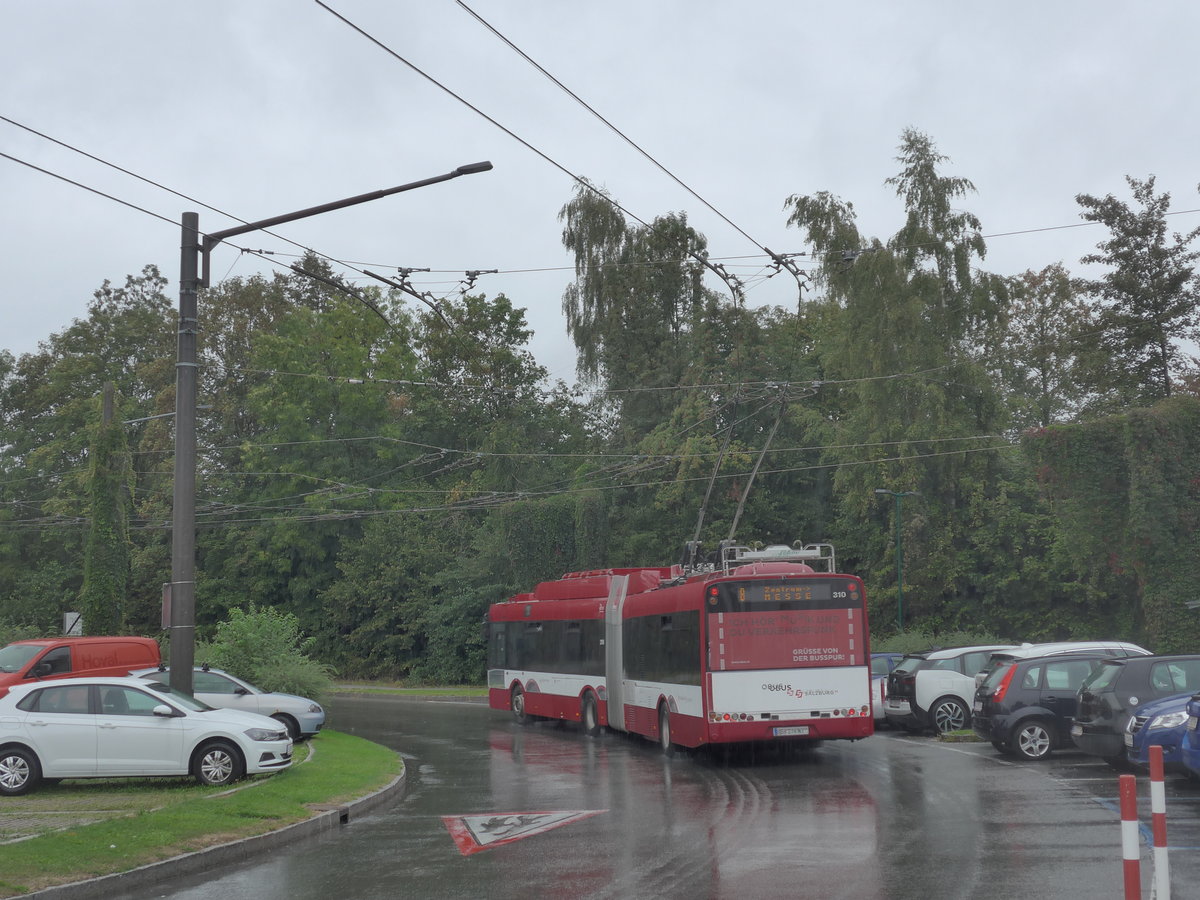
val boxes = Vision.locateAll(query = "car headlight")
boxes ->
[1150,712,1190,730]
[308,703,322,713]
[244,727,287,742]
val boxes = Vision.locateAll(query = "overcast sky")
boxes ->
[3,1,1198,385]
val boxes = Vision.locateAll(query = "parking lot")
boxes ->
[883,726,1200,886]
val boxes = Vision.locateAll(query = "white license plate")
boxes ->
[1071,724,1083,738]
[1124,733,1134,748]
[773,726,810,737]
[1189,716,1198,732]
[972,701,982,712]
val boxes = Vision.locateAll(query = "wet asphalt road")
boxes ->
[119,696,1200,899]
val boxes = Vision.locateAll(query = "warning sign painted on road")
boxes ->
[442,810,607,856]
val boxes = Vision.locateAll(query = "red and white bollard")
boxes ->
[1149,745,1171,899]
[1119,773,1141,900]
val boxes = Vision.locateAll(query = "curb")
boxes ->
[24,765,407,899]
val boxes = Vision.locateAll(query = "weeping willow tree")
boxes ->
[559,181,718,443]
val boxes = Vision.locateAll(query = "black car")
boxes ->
[882,651,929,731]
[972,653,1111,760]
[1071,654,1200,766]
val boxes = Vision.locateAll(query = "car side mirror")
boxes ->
[31,662,53,678]
[235,687,251,695]
[152,704,179,717]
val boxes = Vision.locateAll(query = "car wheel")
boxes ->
[192,740,246,787]
[271,713,300,741]
[658,705,673,756]
[511,684,529,725]
[0,748,41,796]
[1013,719,1055,761]
[931,697,969,734]
[581,693,601,737]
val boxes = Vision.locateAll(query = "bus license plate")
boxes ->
[773,726,809,737]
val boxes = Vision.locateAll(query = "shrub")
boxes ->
[0,620,47,646]
[200,606,334,702]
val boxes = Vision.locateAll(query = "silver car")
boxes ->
[131,666,325,740]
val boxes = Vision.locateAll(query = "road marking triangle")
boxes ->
[442,809,607,856]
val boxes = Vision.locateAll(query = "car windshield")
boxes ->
[143,680,215,711]
[1080,662,1123,692]
[0,644,42,673]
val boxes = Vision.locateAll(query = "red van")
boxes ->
[0,636,161,698]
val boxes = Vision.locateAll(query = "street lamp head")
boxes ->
[455,161,494,175]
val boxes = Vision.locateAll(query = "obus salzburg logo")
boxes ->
[762,683,793,693]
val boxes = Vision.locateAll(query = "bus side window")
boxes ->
[491,628,506,669]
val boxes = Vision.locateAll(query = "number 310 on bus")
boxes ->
[485,542,872,753]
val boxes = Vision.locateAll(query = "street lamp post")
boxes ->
[874,489,917,631]
[169,162,493,696]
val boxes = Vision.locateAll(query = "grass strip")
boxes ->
[0,730,401,897]
[335,683,487,699]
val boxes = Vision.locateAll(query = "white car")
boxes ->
[130,665,325,740]
[0,676,293,795]
[891,645,1017,734]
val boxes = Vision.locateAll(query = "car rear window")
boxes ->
[981,662,1013,691]
[893,656,925,676]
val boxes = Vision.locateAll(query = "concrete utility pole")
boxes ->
[168,163,493,697]
[874,489,918,631]
[169,213,200,695]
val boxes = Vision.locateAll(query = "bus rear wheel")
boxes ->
[581,693,600,737]
[658,705,673,756]
[511,684,529,725]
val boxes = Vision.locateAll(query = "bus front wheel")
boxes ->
[511,684,529,725]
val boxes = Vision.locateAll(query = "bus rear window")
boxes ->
[706,579,865,672]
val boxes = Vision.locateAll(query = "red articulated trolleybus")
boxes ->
[486,542,872,752]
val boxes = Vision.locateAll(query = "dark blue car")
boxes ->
[1124,692,1192,773]
[1181,694,1200,779]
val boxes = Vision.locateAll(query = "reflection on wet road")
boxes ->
[118,694,1192,899]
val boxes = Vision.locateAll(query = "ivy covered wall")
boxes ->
[1025,396,1200,651]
